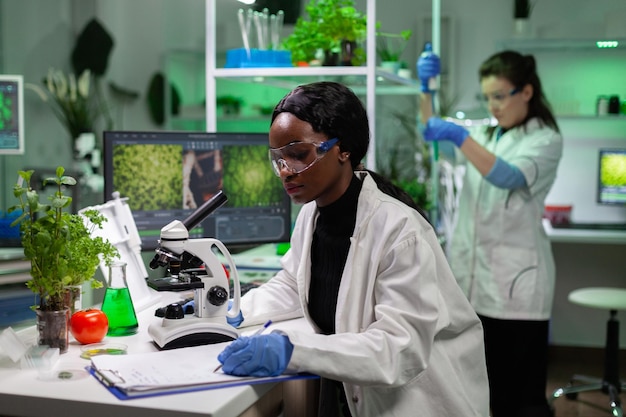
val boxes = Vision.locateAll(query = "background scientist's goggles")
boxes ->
[269,138,338,176]
[479,88,520,108]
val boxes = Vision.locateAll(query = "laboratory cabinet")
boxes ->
[0,248,101,330]
[0,248,33,329]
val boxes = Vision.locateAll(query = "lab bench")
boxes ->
[0,290,318,417]
[0,244,318,417]
[543,219,626,245]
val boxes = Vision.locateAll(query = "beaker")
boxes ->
[101,261,139,336]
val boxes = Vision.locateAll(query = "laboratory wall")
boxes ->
[1,0,625,347]
[2,0,626,207]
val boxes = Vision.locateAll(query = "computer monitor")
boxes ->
[0,75,25,155]
[597,148,626,205]
[103,131,291,250]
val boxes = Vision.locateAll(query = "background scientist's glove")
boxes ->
[217,333,294,377]
[417,45,441,93]
[226,299,244,328]
[424,117,469,147]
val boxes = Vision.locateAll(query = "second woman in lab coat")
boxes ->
[421,50,563,417]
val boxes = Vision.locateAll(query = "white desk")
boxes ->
[0,292,287,417]
[543,219,626,244]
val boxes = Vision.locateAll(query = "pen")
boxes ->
[213,320,273,373]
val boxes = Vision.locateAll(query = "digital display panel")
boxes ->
[103,131,291,250]
[597,148,626,205]
[0,75,24,155]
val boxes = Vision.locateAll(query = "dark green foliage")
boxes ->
[10,167,119,311]
[0,91,13,129]
[71,18,114,76]
[147,72,181,125]
[376,29,412,62]
[282,0,367,65]
[112,144,184,211]
[221,145,285,207]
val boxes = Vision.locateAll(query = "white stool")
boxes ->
[550,287,626,417]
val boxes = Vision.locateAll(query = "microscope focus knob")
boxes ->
[164,303,185,319]
[207,286,228,306]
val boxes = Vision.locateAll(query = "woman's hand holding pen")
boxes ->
[216,324,294,377]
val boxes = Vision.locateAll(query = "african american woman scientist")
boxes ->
[217,81,489,417]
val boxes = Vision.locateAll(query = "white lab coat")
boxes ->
[240,172,489,417]
[449,118,563,320]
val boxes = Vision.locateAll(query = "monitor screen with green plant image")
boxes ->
[103,131,291,250]
[0,75,24,155]
[598,148,626,205]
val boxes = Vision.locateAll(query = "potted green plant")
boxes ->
[376,28,412,63]
[282,0,367,66]
[216,95,244,116]
[10,166,119,353]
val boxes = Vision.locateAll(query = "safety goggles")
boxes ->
[479,88,520,108]
[268,138,339,176]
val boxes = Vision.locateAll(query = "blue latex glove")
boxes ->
[424,117,469,148]
[417,44,441,93]
[227,299,244,328]
[182,299,195,314]
[217,333,294,377]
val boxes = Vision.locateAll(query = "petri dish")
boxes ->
[80,343,128,359]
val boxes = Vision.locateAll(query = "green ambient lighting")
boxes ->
[596,40,619,48]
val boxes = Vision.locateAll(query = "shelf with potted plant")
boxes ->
[376,28,413,75]
[204,0,431,169]
[281,0,367,67]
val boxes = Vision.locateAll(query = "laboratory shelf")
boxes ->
[205,0,389,169]
[207,70,420,95]
[212,66,369,78]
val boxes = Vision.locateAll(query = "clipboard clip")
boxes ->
[93,367,126,386]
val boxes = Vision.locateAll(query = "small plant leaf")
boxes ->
[60,176,77,186]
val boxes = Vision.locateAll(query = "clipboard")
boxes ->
[88,342,317,400]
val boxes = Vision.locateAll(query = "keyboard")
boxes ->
[551,222,626,231]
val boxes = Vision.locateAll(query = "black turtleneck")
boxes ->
[309,174,362,334]
[309,175,362,417]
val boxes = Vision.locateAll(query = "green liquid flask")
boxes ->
[101,261,139,336]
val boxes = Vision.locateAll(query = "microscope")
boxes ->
[147,191,242,350]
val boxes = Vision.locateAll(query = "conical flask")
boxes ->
[101,261,139,336]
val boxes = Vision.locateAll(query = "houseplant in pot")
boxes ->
[376,27,413,74]
[10,166,119,353]
[282,0,367,66]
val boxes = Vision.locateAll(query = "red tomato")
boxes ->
[70,309,109,344]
